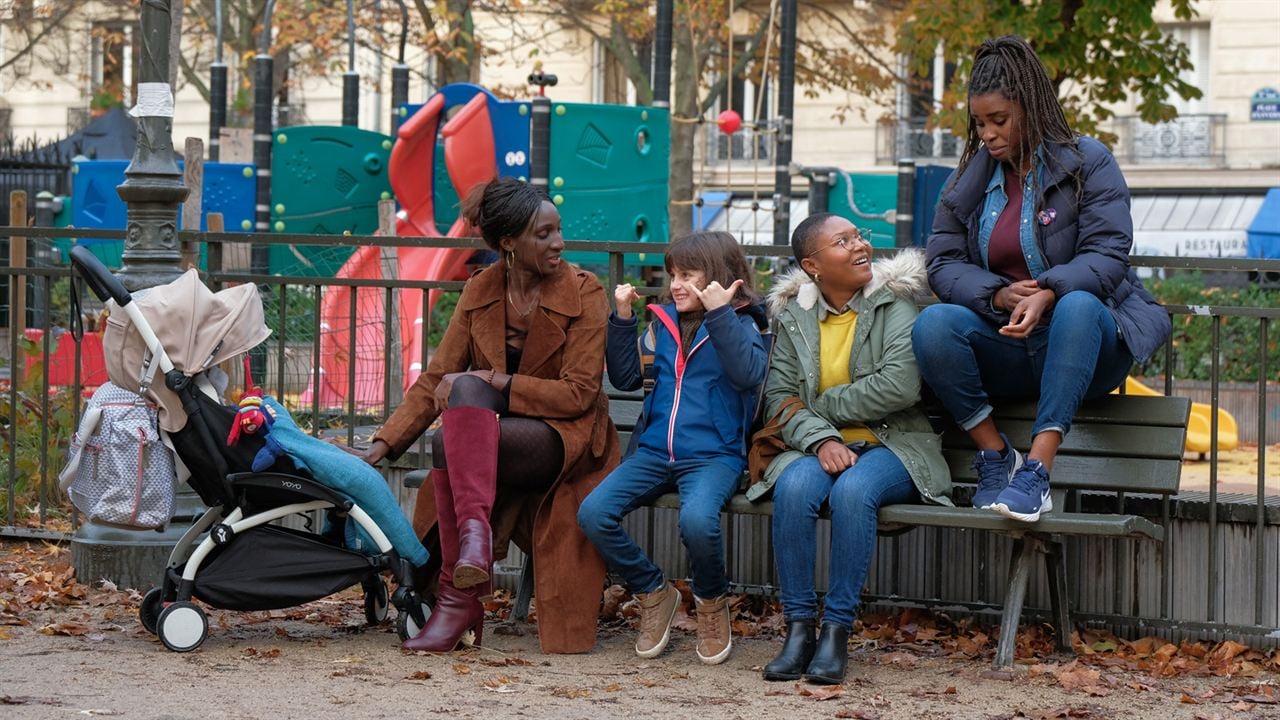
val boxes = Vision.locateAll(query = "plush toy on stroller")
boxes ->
[68,247,433,653]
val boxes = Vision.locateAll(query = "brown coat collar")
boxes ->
[458,261,585,375]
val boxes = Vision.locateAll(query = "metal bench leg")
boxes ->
[1044,538,1073,653]
[994,535,1037,670]
[512,555,534,623]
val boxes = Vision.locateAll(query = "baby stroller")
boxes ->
[69,247,433,652]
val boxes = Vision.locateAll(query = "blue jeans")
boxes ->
[577,452,742,599]
[912,291,1133,438]
[772,446,917,629]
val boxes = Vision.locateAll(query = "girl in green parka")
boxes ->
[759,213,950,685]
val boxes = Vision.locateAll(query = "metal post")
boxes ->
[653,0,673,108]
[530,96,552,191]
[74,0,196,591]
[208,0,226,161]
[115,0,189,292]
[390,1,410,134]
[806,171,832,214]
[895,159,915,247]
[771,0,797,246]
[342,0,359,127]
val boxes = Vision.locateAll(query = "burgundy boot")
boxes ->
[402,467,485,652]
[440,406,500,590]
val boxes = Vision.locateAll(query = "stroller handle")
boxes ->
[71,245,134,306]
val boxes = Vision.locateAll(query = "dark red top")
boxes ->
[988,166,1032,283]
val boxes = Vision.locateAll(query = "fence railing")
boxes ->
[1109,113,1228,166]
[2,225,1278,645]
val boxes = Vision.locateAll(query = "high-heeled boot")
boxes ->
[440,406,500,589]
[803,623,850,685]
[402,582,485,652]
[762,619,817,681]
[403,468,485,652]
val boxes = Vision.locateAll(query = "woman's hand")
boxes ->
[691,279,744,312]
[816,439,858,474]
[614,283,640,319]
[433,372,468,410]
[994,279,1040,312]
[359,439,391,466]
[1000,289,1056,338]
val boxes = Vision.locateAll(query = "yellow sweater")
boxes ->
[818,311,880,445]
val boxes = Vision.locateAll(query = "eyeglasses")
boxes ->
[806,228,871,258]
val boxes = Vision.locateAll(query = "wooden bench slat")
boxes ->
[943,420,1187,461]
[945,453,1184,494]
[877,505,1163,540]
[980,395,1191,427]
[647,492,1162,540]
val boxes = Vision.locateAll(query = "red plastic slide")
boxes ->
[302,93,498,410]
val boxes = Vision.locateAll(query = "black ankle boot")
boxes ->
[803,623,850,685]
[762,619,816,681]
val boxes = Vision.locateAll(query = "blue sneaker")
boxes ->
[970,435,1022,509]
[992,458,1053,522]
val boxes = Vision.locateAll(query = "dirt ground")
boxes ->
[2,580,1278,720]
[1178,444,1280,496]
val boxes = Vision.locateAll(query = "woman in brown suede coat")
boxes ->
[362,177,618,654]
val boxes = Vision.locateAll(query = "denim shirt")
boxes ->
[978,150,1048,278]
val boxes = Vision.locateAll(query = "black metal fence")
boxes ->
[2,226,1278,645]
[1,144,73,327]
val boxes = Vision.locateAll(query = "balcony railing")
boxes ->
[876,118,962,164]
[704,121,775,165]
[1109,113,1227,166]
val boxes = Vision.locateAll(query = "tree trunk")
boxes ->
[168,0,184,88]
[668,24,698,241]
[439,0,476,86]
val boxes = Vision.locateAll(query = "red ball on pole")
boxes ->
[717,109,742,135]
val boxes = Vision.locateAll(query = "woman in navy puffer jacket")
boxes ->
[912,36,1172,523]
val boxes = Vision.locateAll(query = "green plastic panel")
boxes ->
[828,172,898,249]
[269,125,394,275]
[548,104,670,265]
[433,141,461,231]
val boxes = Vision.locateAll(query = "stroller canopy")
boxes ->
[103,269,271,432]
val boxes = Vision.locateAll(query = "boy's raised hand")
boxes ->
[614,283,641,319]
[691,279,743,312]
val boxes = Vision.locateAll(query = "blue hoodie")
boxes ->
[606,302,769,472]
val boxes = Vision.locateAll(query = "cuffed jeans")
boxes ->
[772,446,917,630]
[577,452,741,599]
[912,291,1133,438]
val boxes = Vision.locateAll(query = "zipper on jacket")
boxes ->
[651,305,710,463]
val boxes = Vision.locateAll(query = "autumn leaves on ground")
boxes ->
[1,541,1278,720]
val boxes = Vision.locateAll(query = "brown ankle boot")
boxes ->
[440,407,499,589]
[694,594,733,665]
[634,581,679,658]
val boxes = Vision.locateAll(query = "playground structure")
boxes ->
[1120,377,1239,455]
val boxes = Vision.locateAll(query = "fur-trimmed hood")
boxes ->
[766,247,929,317]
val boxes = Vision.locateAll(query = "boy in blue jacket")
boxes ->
[578,231,769,665]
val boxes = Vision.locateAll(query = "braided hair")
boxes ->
[957,36,1079,182]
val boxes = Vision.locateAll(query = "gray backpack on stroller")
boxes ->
[59,382,177,529]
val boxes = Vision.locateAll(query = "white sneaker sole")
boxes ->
[697,638,732,665]
[993,492,1053,523]
[635,596,680,659]
[978,449,1024,510]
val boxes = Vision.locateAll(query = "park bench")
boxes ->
[409,383,1190,669]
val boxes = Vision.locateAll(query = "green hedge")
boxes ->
[1134,273,1280,382]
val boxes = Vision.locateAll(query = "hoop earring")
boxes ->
[507,250,516,266]
[814,273,822,285]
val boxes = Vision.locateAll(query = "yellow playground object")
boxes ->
[1118,377,1239,455]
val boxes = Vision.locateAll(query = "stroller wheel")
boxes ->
[157,601,208,653]
[139,587,165,635]
[396,599,434,642]
[363,577,390,626]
